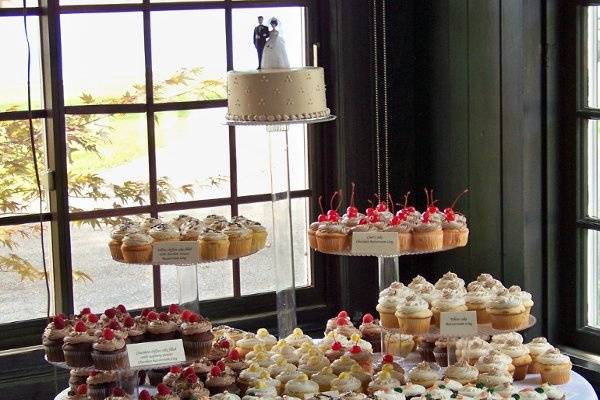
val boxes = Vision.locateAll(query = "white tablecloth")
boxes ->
[55,371,597,400]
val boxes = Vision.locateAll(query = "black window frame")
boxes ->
[0,0,339,351]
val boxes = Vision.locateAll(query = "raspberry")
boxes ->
[218,339,230,348]
[87,314,99,323]
[141,308,151,317]
[228,349,240,360]
[104,308,116,319]
[168,304,181,314]
[76,384,87,395]
[182,367,195,377]
[170,365,182,374]
[147,311,158,321]
[216,360,226,371]
[111,388,125,396]
[362,313,374,324]
[188,314,200,323]
[74,321,87,333]
[108,319,121,331]
[157,383,171,396]
[123,317,135,328]
[116,304,127,314]
[210,366,221,377]
[159,312,170,322]
[79,307,91,316]
[181,310,193,322]
[53,316,65,329]
[138,390,151,400]
[187,373,198,384]
[102,328,115,341]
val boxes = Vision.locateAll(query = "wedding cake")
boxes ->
[226,67,330,122]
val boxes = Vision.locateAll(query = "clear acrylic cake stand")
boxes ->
[225,115,336,337]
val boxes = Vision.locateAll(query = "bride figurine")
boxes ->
[261,17,290,69]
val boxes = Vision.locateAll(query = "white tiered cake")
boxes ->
[226,67,330,122]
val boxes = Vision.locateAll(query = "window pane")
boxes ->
[236,124,308,196]
[72,216,154,313]
[61,13,145,105]
[587,120,600,218]
[159,207,233,304]
[155,108,230,203]
[587,229,600,327]
[66,113,149,211]
[151,10,226,103]
[0,16,43,112]
[61,0,139,4]
[239,199,310,295]
[0,119,49,215]
[587,7,600,108]
[232,7,306,70]
[0,222,53,323]
[0,0,37,9]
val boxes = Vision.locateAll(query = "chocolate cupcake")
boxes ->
[221,349,248,376]
[416,336,436,363]
[42,315,70,362]
[69,369,90,391]
[66,383,89,400]
[63,320,95,367]
[91,328,129,370]
[358,313,383,353]
[205,365,236,395]
[433,338,449,367]
[147,369,169,387]
[146,311,178,341]
[207,338,230,363]
[188,357,212,381]
[86,370,118,400]
[180,313,213,360]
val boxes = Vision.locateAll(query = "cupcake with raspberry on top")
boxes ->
[146,311,178,341]
[92,328,128,370]
[63,320,95,367]
[205,365,236,395]
[180,312,213,359]
[43,314,70,362]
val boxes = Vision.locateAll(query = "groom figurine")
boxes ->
[253,16,269,69]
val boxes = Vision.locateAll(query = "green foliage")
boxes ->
[0,68,228,282]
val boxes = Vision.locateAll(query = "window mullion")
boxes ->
[40,0,74,316]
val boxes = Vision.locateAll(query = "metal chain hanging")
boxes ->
[372,0,390,198]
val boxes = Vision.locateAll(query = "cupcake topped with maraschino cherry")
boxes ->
[341,183,365,227]
[441,189,470,247]
[412,188,444,251]
[315,191,351,252]
[325,310,354,334]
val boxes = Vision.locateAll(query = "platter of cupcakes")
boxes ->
[308,187,469,257]
[108,214,268,265]
[375,272,537,338]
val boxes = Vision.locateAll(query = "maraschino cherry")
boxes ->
[387,194,401,226]
[383,354,394,364]
[365,200,377,217]
[350,345,362,354]
[228,349,240,360]
[374,193,388,212]
[443,189,469,222]
[346,182,359,218]
[331,341,343,351]
[317,195,328,222]
[327,190,343,222]
[338,310,349,318]
[421,188,439,223]
[336,317,348,326]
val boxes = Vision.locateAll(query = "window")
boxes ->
[0,0,328,349]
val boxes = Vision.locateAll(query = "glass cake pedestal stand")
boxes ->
[226,115,337,337]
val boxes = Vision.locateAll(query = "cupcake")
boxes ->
[412,217,443,251]
[146,311,178,341]
[122,316,145,344]
[298,355,331,377]
[526,337,555,374]
[179,375,210,400]
[457,384,486,399]
[255,328,277,350]
[162,366,182,391]
[331,354,360,375]
[407,362,441,388]
[319,331,350,352]
[540,383,567,400]
[283,373,319,398]
[367,369,402,395]
[516,388,552,400]
[147,369,170,387]
[245,221,268,253]
[486,295,527,330]
[251,351,275,369]
[104,388,131,400]
[399,382,426,399]
[141,217,162,232]
[70,369,90,391]
[424,384,454,399]
[199,228,229,261]
[508,285,535,317]
[236,333,260,358]
[333,318,361,339]
[359,313,383,353]
[315,222,350,252]
[331,371,363,393]
[395,294,433,334]
[91,328,128,370]
[465,288,492,324]
[238,363,267,394]
[432,338,448,367]
[475,349,515,375]
[272,339,301,365]
[383,332,415,358]
[180,313,213,360]
[268,354,294,378]
[86,371,118,400]
[42,315,70,362]
[434,271,465,289]
[109,223,140,261]
[222,349,248,376]
[349,364,373,392]
[476,367,514,388]
[149,223,180,242]
[458,337,491,365]
[152,384,179,400]
[415,336,436,363]
[189,357,213,381]
[371,388,406,400]
[222,223,253,257]
[491,332,524,346]
[171,214,196,229]
[497,339,532,380]
[307,221,320,250]
[274,363,303,386]
[310,366,337,392]
[536,348,572,385]
[203,214,227,225]
[121,232,153,263]
[407,275,432,292]
[375,355,406,383]
[377,290,403,329]
[205,365,236,395]
[63,320,95,367]
[444,360,478,385]
[346,344,373,374]
[180,219,204,241]
[284,328,313,349]
[245,379,278,398]
[324,340,346,363]
[325,310,351,333]
[442,211,469,247]
[431,288,467,328]
[66,383,90,400]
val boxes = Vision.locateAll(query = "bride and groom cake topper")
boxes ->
[253,16,290,69]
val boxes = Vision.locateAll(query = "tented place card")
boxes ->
[351,231,399,256]
[152,241,199,264]
[128,339,186,369]
[440,311,478,336]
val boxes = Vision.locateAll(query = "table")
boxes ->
[54,370,597,400]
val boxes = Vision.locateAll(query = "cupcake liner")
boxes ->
[92,349,129,370]
[147,369,169,386]
[200,239,229,261]
[378,310,400,329]
[316,233,349,252]
[109,240,124,261]
[307,230,318,249]
[228,236,253,258]
[540,364,572,385]
[396,315,432,335]
[528,358,541,374]
[412,230,443,251]
[398,232,412,251]
[250,231,268,253]
[489,312,527,330]
[512,363,529,381]
[443,229,468,248]
[183,338,212,360]
[147,331,177,342]
[44,343,65,363]
[470,307,491,324]
[121,244,153,263]
[88,383,117,400]
[64,347,94,368]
